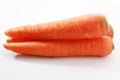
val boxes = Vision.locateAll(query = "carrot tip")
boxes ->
[4,30,8,36]
[3,43,7,49]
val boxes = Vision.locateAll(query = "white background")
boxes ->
[0,0,120,80]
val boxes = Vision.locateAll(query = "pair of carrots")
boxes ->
[4,14,114,57]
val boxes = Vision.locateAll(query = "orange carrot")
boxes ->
[5,14,108,40]
[106,24,114,38]
[6,24,113,43]
[4,36,113,57]
[6,38,34,43]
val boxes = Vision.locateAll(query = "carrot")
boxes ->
[106,24,114,38]
[6,24,113,43]
[4,36,113,57]
[5,14,108,40]
[6,38,34,43]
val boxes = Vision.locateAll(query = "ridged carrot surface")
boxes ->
[6,24,113,43]
[4,36,113,57]
[5,14,108,40]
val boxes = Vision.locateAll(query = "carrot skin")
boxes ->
[6,38,34,43]
[106,24,114,38]
[6,24,113,43]
[5,14,108,40]
[4,36,113,57]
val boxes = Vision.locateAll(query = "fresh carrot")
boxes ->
[6,24,113,43]
[5,14,108,40]
[4,36,113,57]
[106,24,114,38]
[6,38,34,43]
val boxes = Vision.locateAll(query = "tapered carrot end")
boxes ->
[3,43,9,50]
[3,43,16,51]
[3,43,15,50]
[6,38,11,43]
[4,29,9,36]
[4,28,15,37]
